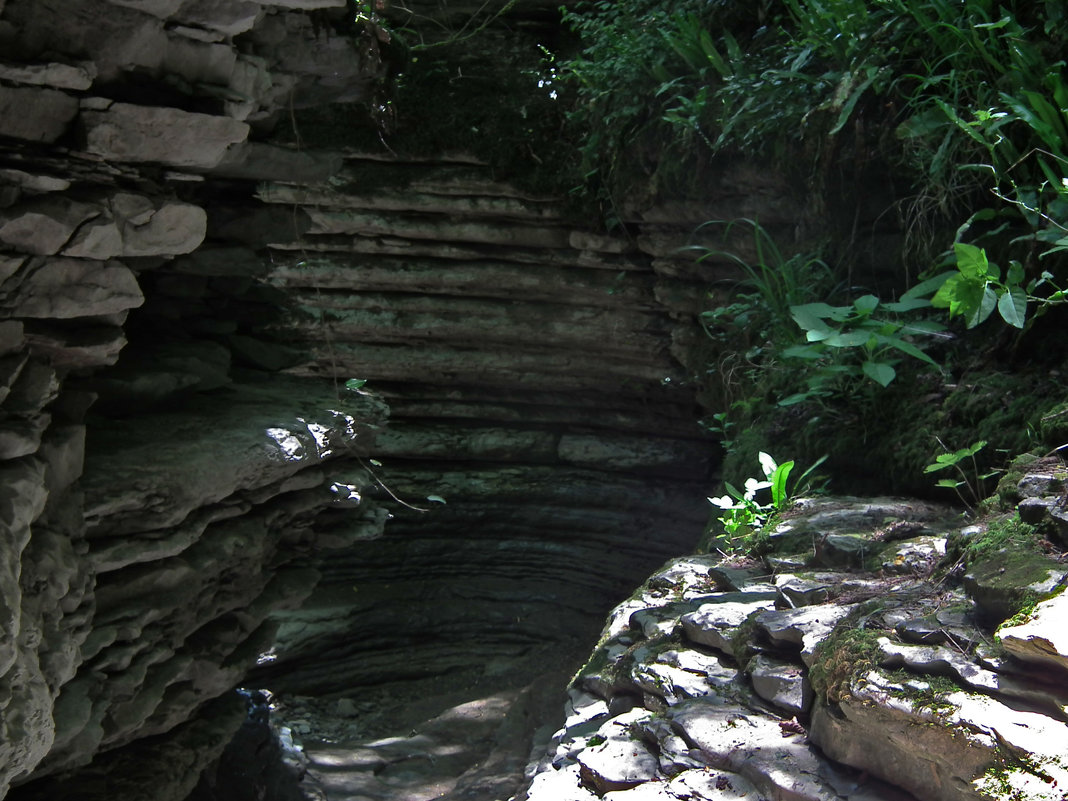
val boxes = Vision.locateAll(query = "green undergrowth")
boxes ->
[808,624,885,705]
[730,610,766,674]
[717,361,1066,500]
[808,603,964,711]
[951,514,1043,565]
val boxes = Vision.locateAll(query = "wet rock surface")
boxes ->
[520,488,1068,801]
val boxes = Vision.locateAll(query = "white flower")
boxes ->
[743,477,771,500]
[708,495,736,509]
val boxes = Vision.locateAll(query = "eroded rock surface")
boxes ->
[520,487,1068,801]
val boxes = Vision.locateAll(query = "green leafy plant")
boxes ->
[708,452,827,555]
[921,242,1068,331]
[782,292,945,402]
[923,438,1001,510]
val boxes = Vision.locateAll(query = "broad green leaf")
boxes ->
[1006,260,1025,286]
[896,108,947,139]
[852,294,880,315]
[825,330,875,348]
[924,458,953,473]
[782,344,826,359]
[791,306,835,335]
[901,271,959,301]
[791,303,851,326]
[899,320,948,334]
[875,334,940,366]
[882,297,932,313]
[778,392,815,406]
[862,360,896,386]
[954,242,990,279]
[933,275,988,322]
[930,274,964,309]
[829,68,880,135]
[936,478,962,489]
[806,328,835,342]
[770,461,794,509]
[997,285,1027,328]
[965,286,998,328]
[345,378,368,390]
[426,495,447,504]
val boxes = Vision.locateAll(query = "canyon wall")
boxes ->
[0,1,771,797]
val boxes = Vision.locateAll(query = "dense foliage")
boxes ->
[563,0,1068,253]
[559,0,1068,502]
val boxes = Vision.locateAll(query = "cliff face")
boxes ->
[0,2,735,798]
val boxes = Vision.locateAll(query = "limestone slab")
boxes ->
[8,258,143,319]
[82,102,248,168]
[680,594,778,652]
[0,86,78,142]
[997,591,1068,673]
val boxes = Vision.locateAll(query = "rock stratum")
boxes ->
[0,0,725,798]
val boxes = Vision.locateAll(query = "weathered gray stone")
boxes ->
[680,595,778,652]
[7,258,144,319]
[997,591,1068,673]
[1017,472,1064,498]
[631,648,739,704]
[0,86,78,142]
[964,550,1067,621]
[576,710,661,795]
[810,669,1068,801]
[161,33,237,85]
[0,647,56,799]
[524,762,598,801]
[814,532,876,567]
[265,0,344,7]
[558,433,708,475]
[81,378,384,538]
[0,321,25,355]
[82,102,249,168]
[23,322,129,368]
[119,200,207,256]
[1019,495,1056,524]
[0,60,94,90]
[106,0,184,16]
[775,573,832,606]
[756,604,857,665]
[0,197,100,255]
[0,413,50,459]
[878,535,946,574]
[669,699,901,801]
[173,0,264,36]
[0,458,49,673]
[747,654,812,715]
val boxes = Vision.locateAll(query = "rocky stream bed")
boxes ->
[516,467,1068,801]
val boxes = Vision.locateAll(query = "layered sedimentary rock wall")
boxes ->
[0,1,391,797]
[0,1,742,798]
